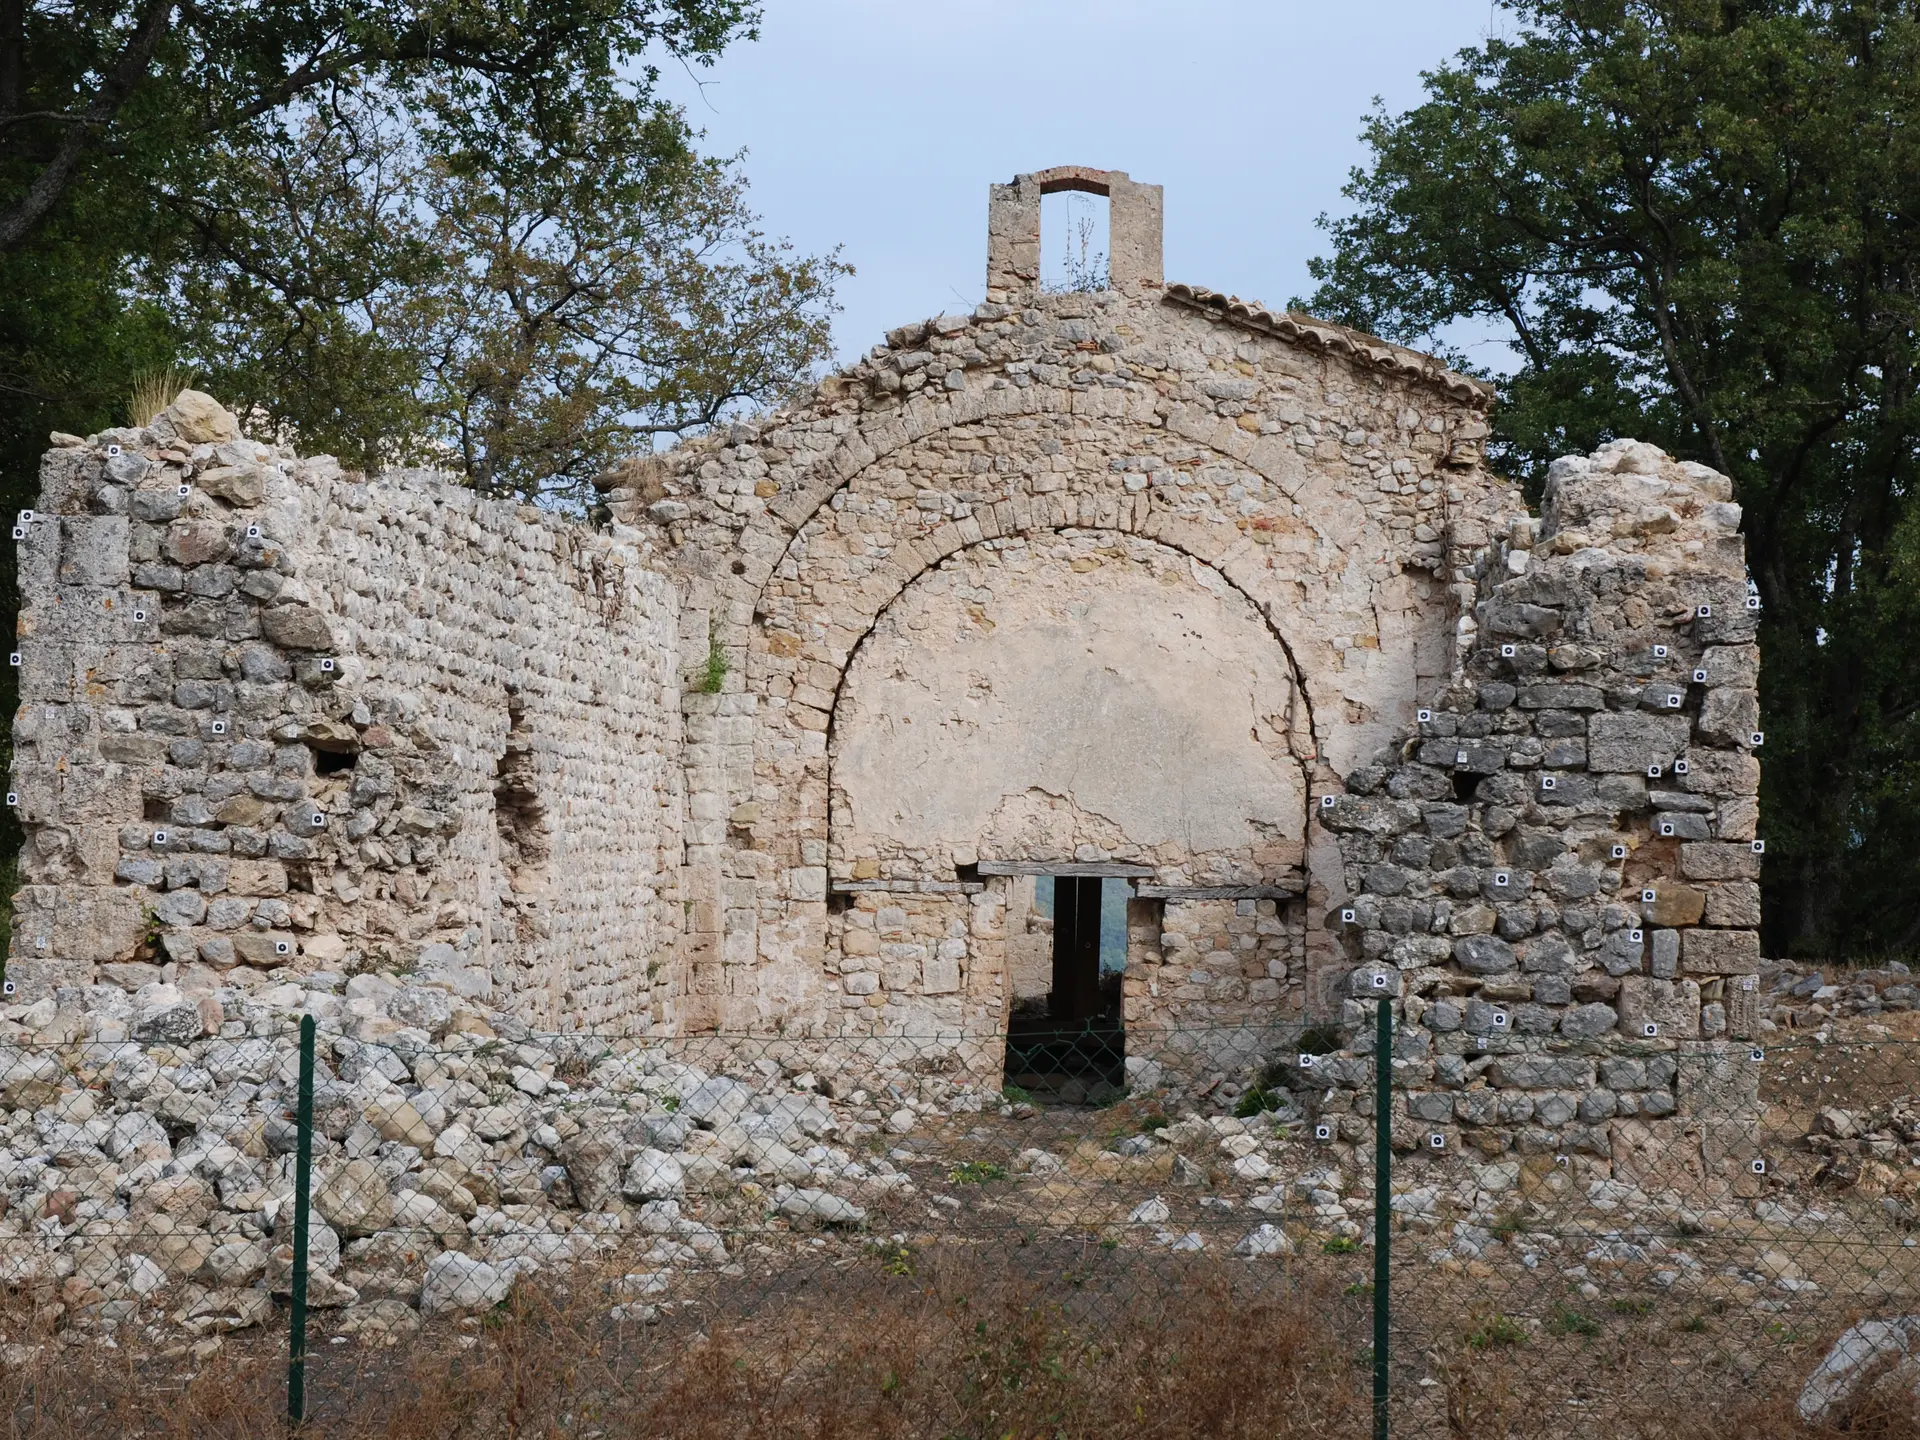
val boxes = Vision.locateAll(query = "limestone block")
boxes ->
[130,1174,216,1228]
[420,1253,511,1315]
[1680,749,1760,796]
[1700,645,1758,687]
[0,1046,67,1107]
[364,1094,435,1148]
[1650,929,1679,979]
[158,390,240,444]
[1681,928,1761,975]
[623,1149,686,1202]
[1703,881,1761,928]
[1453,935,1516,975]
[196,464,265,506]
[57,516,129,587]
[163,519,232,566]
[1642,884,1705,927]
[315,1159,395,1238]
[1715,796,1759,841]
[1653,811,1711,841]
[1587,713,1691,773]
[1696,688,1761,746]
[1680,842,1762,882]
[921,953,961,993]
[1558,1002,1619,1038]
[1488,1056,1595,1089]
[1617,976,1701,1039]
[258,603,333,650]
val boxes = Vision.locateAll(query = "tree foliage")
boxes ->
[160,88,844,502]
[4,0,762,439]
[1,0,846,501]
[1303,0,1920,959]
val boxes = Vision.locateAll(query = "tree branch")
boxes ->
[1641,279,1733,478]
[0,0,174,251]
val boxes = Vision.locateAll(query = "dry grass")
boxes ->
[0,1241,1916,1440]
[126,368,194,428]
[0,1248,1371,1440]
[1429,1341,1920,1440]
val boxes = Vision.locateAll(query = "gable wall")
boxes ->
[611,257,1511,1042]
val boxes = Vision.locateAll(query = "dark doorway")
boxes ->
[1050,875,1105,1020]
[1005,875,1126,1102]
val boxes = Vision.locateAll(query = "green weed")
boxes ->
[1549,1305,1599,1337]
[1465,1313,1527,1350]
[949,1161,1008,1185]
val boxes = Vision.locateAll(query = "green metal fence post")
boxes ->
[1374,994,1391,1440]
[288,1015,315,1426]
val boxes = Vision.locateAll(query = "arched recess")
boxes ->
[816,530,1315,1039]
[734,425,1334,750]
[827,532,1314,881]
[684,388,1461,1032]
[711,373,1421,691]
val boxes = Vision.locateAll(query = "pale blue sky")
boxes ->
[655,1,1510,367]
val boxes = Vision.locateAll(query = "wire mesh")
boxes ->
[0,1010,1913,1435]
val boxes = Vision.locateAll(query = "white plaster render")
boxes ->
[831,536,1307,871]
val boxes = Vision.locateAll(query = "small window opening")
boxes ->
[312,748,356,776]
[1452,770,1483,802]
[1004,874,1126,1102]
[1040,190,1110,293]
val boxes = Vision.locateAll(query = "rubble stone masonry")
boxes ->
[10,395,684,1033]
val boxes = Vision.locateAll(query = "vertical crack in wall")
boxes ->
[492,691,551,949]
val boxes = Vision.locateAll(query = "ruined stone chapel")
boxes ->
[9,167,1766,1104]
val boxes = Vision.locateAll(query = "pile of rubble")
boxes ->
[1761,960,1920,1025]
[0,981,956,1341]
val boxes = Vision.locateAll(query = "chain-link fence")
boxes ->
[0,1007,1917,1436]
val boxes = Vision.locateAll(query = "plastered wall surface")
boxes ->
[832,535,1308,873]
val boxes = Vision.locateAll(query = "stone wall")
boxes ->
[1303,438,1765,1160]
[9,392,683,1036]
[3,169,1764,1123]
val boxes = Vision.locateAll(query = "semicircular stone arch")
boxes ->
[639,289,1512,1036]
[689,410,1462,1036]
